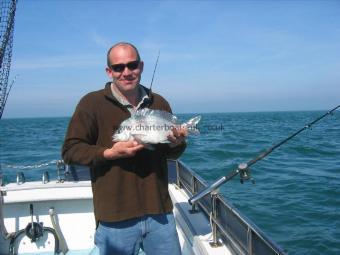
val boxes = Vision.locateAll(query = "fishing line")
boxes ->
[189,105,340,205]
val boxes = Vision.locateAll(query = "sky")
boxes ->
[3,0,340,118]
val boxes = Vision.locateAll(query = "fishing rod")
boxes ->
[189,105,340,205]
[148,50,160,97]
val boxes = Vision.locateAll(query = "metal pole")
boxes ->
[189,177,199,213]
[209,191,222,247]
[175,160,181,188]
[189,170,238,205]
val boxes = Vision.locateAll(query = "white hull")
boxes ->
[1,181,95,254]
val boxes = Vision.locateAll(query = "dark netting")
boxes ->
[0,0,17,119]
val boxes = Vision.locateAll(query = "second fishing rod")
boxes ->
[188,105,340,205]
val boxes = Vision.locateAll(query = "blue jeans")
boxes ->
[94,213,181,255]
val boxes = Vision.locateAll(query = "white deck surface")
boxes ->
[0,180,232,255]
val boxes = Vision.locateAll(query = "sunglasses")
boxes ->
[110,60,140,73]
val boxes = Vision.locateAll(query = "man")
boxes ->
[62,42,186,255]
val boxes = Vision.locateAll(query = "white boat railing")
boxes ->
[168,159,287,255]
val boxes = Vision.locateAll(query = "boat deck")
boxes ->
[0,160,285,255]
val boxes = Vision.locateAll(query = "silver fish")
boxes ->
[113,108,201,144]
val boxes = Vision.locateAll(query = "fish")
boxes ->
[112,108,201,145]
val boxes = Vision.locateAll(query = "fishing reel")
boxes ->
[9,204,60,254]
[238,163,255,184]
[25,204,44,242]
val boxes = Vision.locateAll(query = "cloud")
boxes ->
[90,31,111,49]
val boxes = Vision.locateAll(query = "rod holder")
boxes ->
[189,169,240,205]
[16,172,25,185]
[56,160,65,183]
[42,171,49,184]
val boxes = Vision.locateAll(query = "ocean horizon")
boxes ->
[1,108,337,120]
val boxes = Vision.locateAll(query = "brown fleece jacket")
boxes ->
[62,83,186,224]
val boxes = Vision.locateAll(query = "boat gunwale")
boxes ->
[173,159,287,255]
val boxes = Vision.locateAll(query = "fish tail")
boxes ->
[182,116,201,134]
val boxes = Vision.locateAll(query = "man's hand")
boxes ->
[103,140,144,160]
[167,126,188,148]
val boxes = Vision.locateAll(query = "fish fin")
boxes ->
[135,108,177,123]
[131,134,145,144]
[131,135,155,150]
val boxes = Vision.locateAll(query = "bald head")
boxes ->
[107,42,141,67]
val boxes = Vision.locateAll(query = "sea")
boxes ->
[0,111,339,255]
